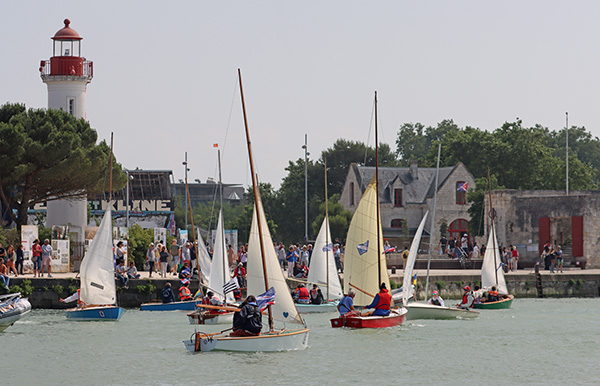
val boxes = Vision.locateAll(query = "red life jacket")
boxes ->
[180,286,192,301]
[462,292,473,307]
[298,287,309,300]
[375,289,392,311]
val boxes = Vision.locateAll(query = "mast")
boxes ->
[374,91,382,286]
[424,143,441,300]
[238,68,274,331]
[185,176,203,295]
[487,167,499,286]
[217,147,227,305]
[324,158,330,301]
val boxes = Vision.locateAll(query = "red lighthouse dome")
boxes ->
[40,19,92,79]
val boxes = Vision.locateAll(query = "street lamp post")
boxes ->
[302,134,309,241]
[125,169,130,230]
[182,152,190,229]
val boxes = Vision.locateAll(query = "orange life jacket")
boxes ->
[490,290,498,297]
[374,289,392,311]
[180,286,192,301]
[76,289,82,306]
[298,287,309,300]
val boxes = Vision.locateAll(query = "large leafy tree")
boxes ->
[0,103,127,229]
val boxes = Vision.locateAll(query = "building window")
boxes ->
[391,219,404,228]
[394,188,403,207]
[68,98,75,116]
[350,182,355,206]
[456,181,467,204]
[449,218,469,241]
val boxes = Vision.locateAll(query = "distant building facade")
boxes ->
[340,160,475,250]
[485,190,599,268]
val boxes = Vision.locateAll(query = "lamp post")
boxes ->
[302,134,309,241]
[565,112,569,196]
[125,169,130,230]
[182,152,190,229]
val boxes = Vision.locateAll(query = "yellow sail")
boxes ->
[343,179,390,306]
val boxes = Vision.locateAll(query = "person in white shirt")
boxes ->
[127,261,140,279]
[146,243,156,278]
[427,290,445,307]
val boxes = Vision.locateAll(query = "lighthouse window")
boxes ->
[68,98,75,115]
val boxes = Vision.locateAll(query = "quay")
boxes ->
[3,268,599,309]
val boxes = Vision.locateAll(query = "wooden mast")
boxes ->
[238,68,274,331]
[324,158,330,301]
[487,167,499,286]
[374,91,382,286]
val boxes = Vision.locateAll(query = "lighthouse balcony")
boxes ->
[40,58,93,81]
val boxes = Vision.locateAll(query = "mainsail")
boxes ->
[481,226,508,295]
[307,217,343,300]
[343,179,390,306]
[80,208,116,305]
[401,211,429,304]
[208,210,235,303]
[247,195,304,326]
[196,229,212,284]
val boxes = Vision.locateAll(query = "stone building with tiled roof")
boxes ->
[339,160,475,250]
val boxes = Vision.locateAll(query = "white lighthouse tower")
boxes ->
[40,19,93,247]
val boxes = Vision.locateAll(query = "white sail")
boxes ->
[307,217,343,300]
[80,208,116,305]
[208,211,235,303]
[343,179,390,307]
[402,211,429,304]
[196,229,212,285]
[247,195,304,326]
[481,226,508,295]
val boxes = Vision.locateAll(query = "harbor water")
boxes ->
[3,298,599,385]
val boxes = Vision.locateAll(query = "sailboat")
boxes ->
[65,207,124,320]
[297,162,343,313]
[66,134,123,321]
[403,144,478,320]
[330,92,407,329]
[473,226,514,309]
[188,211,236,324]
[403,213,479,320]
[183,69,309,352]
[473,170,513,309]
[297,218,343,313]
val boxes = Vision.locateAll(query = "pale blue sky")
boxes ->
[2,1,598,187]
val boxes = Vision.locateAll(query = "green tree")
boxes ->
[128,224,153,268]
[0,103,127,229]
[310,194,353,243]
[396,119,460,166]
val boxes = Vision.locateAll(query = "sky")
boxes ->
[2,1,599,188]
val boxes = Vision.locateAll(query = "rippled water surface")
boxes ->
[3,298,600,385]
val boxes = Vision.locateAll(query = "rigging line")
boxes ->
[363,99,376,165]
[220,76,239,162]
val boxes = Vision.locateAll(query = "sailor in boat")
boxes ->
[60,289,83,308]
[337,289,356,316]
[363,283,392,317]
[179,279,192,301]
[485,286,500,303]
[293,284,310,304]
[427,290,445,307]
[472,285,484,304]
[230,295,262,337]
[309,284,324,305]
[457,286,475,309]
[161,282,175,304]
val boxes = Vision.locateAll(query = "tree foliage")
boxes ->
[0,103,127,229]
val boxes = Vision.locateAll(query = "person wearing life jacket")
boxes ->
[179,279,192,301]
[364,283,392,316]
[457,286,474,309]
[203,291,215,305]
[487,286,499,302]
[427,290,445,307]
[309,284,324,305]
[293,284,310,304]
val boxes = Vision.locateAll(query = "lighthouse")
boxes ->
[40,19,93,247]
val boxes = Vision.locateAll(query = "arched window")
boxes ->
[449,218,469,242]
[391,219,405,228]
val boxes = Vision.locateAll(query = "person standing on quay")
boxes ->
[16,244,24,276]
[511,245,519,271]
[146,243,156,278]
[32,239,42,278]
[41,239,53,277]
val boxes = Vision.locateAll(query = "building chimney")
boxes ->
[409,159,418,180]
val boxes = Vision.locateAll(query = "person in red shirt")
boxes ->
[32,239,42,278]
